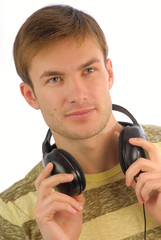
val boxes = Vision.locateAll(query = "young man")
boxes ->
[0,5,161,240]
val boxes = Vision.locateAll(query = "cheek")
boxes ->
[93,76,109,96]
[35,92,57,117]
[39,90,59,107]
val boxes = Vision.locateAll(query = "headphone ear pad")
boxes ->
[118,124,148,175]
[118,128,127,174]
[43,148,86,196]
[57,149,86,191]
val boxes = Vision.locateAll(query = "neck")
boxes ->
[53,114,123,174]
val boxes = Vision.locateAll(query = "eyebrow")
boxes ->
[78,57,101,71]
[40,71,64,79]
[40,57,100,79]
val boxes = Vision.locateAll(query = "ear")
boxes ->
[20,83,40,110]
[106,59,114,89]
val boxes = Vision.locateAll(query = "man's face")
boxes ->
[23,36,114,140]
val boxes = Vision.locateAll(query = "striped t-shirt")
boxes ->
[0,125,161,239]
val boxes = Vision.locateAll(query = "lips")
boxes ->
[66,108,95,120]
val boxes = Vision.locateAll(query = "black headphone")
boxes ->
[42,104,148,196]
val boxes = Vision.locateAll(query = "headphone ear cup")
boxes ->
[118,128,127,174]
[118,124,148,175]
[43,148,86,196]
[57,149,86,191]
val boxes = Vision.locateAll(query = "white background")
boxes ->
[0,0,161,192]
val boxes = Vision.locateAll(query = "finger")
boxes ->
[126,158,158,186]
[35,192,84,221]
[48,201,78,215]
[129,138,160,161]
[138,173,161,202]
[73,194,85,206]
[43,191,83,212]
[35,162,54,190]
[38,173,74,199]
[135,172,155,203]
[35,200,78,222]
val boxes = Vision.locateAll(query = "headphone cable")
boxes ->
[143,203,146,240]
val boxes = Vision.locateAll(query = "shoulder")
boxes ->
[0,161,42,203]
[0,162,43,239]
[142,124,161,143]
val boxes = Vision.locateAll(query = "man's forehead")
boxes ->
[30,35,102,69]
[32,34,99,57]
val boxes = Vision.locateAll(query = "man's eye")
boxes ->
[49,77,61,83]
[84,68,95,74]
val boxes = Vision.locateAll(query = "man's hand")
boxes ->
[34,163,85,240]
[125,138,161,223]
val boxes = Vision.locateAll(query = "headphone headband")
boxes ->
[42,128,52,155]
[112,104,138,125]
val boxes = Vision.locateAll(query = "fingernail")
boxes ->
[129,138,136,142]
[71,208,77,214]
[77,203,83,210]
[126,178,130,186]
[138,198,144,204]
[66,174,74,180]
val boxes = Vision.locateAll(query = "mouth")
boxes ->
[65,108,95,121]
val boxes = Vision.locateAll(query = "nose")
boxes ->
[66,77,88,104]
